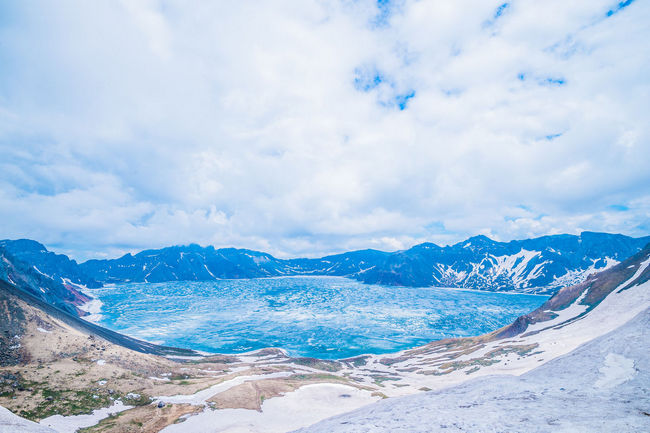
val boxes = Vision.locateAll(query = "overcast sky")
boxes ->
[0,0,648,261]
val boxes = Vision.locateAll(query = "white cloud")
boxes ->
[0,0,648,260]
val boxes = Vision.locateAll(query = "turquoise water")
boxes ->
[90,276,547,359]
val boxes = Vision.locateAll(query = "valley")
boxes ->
[1,237,649,432]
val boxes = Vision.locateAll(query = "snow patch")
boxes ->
[594,353,636,389]
[39,400,132,433]
[78,290,104,323]
[156,372,293,405]
[525,290,589,333]
[203,264,217,279]
[32,266,51,279]
[0,405,56,433]
[160,383,379,433]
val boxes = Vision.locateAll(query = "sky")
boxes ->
[0,0,649,261]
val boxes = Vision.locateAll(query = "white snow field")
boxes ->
[39,401,132,433]
[294,306,650,433]
[161,383,379,433]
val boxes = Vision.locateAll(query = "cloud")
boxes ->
[0,0,648,260]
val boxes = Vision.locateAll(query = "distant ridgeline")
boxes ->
[1,233,649,315]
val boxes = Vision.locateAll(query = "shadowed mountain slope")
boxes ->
[0,279,199,361]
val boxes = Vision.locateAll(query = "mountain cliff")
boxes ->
[0,244,92,318]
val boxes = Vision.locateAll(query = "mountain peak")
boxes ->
[0,239,48,253]
[452,234,497,249]
[467,234,495,243]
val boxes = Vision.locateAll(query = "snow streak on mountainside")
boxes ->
[1,232,649,294]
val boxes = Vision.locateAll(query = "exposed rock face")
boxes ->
[0,245,91,317]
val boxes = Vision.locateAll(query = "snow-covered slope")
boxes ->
[0,405,56,433]
[295,247,650,432]
[295,307,650,433]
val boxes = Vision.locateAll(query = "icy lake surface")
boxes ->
[90,276,547,359]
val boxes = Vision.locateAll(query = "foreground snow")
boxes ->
[294,307,650,433]
[0,406,56,433]
[161,383,379,433]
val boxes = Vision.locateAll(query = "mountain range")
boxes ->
[1,232,649,317]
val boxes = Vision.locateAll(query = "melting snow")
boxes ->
[39,401,132,433]
[524,290,589,333]
[156,372,293,405]
[161,384,379,433]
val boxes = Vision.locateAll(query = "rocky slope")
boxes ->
[329,242,650,395]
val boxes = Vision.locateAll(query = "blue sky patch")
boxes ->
[371,0,402,28]
[442,88,463,97]
[541,77,566,86]
[484,2,511,28]
[354,66,384,92]
[606,0,636,17]
[394,90,415,110]
[517,73,566,87]
[494,3,510,19]
[354,63,415,110]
